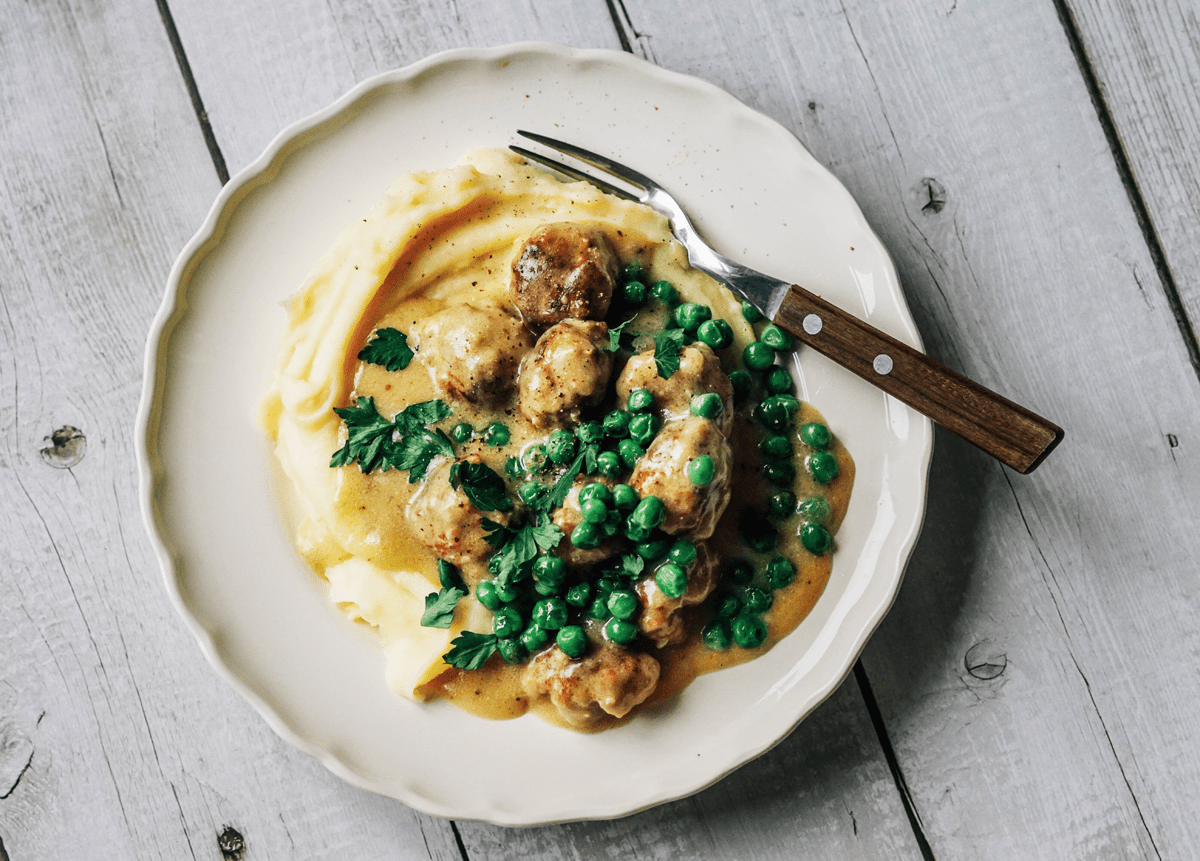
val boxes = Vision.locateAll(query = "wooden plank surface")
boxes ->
[4,0,1200,857]
[615,0,1200,858]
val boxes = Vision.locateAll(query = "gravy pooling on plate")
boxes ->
[261,149,853,731]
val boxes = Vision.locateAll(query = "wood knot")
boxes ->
[217,826,246,861]
[915,177,947,214]
[964,641,1007,680]
[39,426,86,469]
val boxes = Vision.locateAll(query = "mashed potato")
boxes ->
[261,149,851,726]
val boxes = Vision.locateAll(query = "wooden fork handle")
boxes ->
[774,285,1064,473]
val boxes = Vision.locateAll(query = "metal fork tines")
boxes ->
[511,130,792,318]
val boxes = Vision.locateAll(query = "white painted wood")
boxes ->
[1066,0,1200,337]
[615,0,1200,857]
[0,1,461,858]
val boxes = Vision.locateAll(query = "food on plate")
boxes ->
[260,148,853,730]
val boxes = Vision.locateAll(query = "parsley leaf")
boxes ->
[529,512,564,553]
[654,328,686,379]
[358,327,414,371]
[330,397,397,473]
[619,553,645,580]
[437,559,466,591]
[444,631,498,670]
[607,318,634,353]
[393,399,451,434]
[449,460,514,512]
[539,451,586,513]
[390,427,455,482]
[420,585,466,628]
[582,442,601,475]
[481,516,561,590]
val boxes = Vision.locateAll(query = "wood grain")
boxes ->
[618,0,1200,857]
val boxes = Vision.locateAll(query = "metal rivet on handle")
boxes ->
[802,314,823,335]
[873,354,894,375]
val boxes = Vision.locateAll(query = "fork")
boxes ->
[511,130,1063,474]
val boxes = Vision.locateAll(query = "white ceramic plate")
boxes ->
[137,42,931,825]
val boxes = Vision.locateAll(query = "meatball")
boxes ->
[416,301,532,406]
[637,541,720,647]
[519,320,614,429]
[522,642,660,727]
[615,342,734,436]
[510,223,617,331]
[407,457,508,585]
[628,417,733,539]
[550,477,623,568]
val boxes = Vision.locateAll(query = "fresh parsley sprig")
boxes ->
[482,514,563,590]
[449,460,513,512]
[654,327,686,379]
[443,631,498,670]
[330,397,453,479]
[358,327,415,371]
[419,585,466,629]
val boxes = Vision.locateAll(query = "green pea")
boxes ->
[769,490,798,519]
[618,438,643,468]
[521,443,549,474]
[587,596,611,621]
[518,481,546,508]
[762,460,796,487]
[696,318,733,349]
[799,422,832,449]
[631,496,666,530]
[482,422,510,446]
[607,589,639,620]
[546,429,577,464]
[655,562,688,599]
[667,539,697,567]
[476,580,503,611]
[807,451,840,484]
[493,605,524,639]
[687,455,716,486]
[624,521,651,542]
[690,392,724,420]
[729,369,752,403]
[565,582,592,608]
[622,261,645,283]
[766,556,796,589]
[732,612,768,649]
[451,422,474,444]
[556,625,587,659]
[759,434,792,461]
[601,509,623,537]
[714,593,742,619]
[612,483,639,511]
[533,597,568,630]
[727,560,755,584]
[674,302,712,332]
[628,412,660,446]
[521,623,550,652]
[761,323,792,351]
[580,498,609,525]
[651,279,679,306]
[765,365,793,394]
[572,521,602,549]
[504,456,525,480]
[743,341,775,371]
[754,394,800,433]
[577,482,610,505]
[702,619,732,650]
[533,555,566,588]
[603,409,631,438]
[496,636,527,665]
[596,451,622,479]
[801,523,832,555]
[798,496,833,524]
[741,585,773,614]
[621,280,647,305]
[605,617,638,645]
[627,388,654,413]
[576,420,604,445]
[595,576,620,598]
[741,300,764,323]
[493,579,520,603]
[636,536,672,561]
